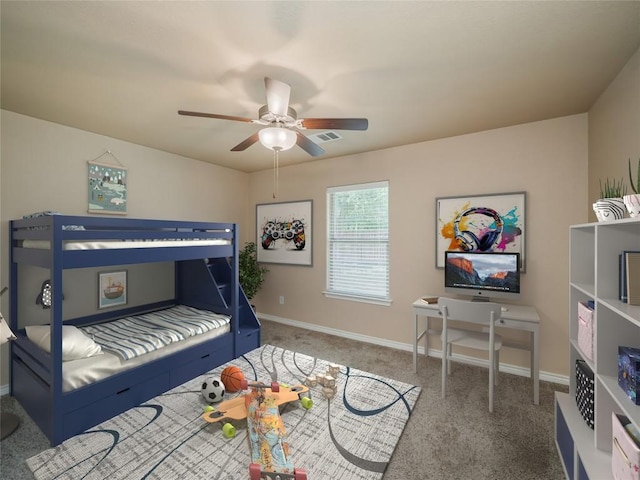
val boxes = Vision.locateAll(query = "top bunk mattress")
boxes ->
[11,215,236,267]
[20,238,230,250]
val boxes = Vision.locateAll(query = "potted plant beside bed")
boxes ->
[624,158,640,218]
[239,242,268,308]
[594,178,626,222]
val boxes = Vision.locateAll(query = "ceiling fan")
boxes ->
[178,77,368,157]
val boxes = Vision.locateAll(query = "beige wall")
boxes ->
[588,45,640,217]
[0,110,251,387]
[2,40,638,388]
[249,114,589,380]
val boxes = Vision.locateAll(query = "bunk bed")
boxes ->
[9,214,261,446]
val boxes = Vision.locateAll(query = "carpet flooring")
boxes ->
[1,319,568,479]
[24,344,419,479]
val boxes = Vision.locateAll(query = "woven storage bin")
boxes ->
[578,301,594,361]
[576,359,595,429]
[612,412,640,480]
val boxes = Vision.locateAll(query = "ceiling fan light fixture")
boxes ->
[259,127,297,151]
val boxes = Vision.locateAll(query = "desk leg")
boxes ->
[425,315,430,360]
[532,329,539,405]
[413,314,418,373]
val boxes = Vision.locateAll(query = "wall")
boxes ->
[588,45,640,218]
[2,41,637,389]
[249,114,589,380]
[0,110,251,388]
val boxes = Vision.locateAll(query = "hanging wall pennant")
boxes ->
[88,151,128,215]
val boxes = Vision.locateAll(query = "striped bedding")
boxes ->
[79,305,230,361]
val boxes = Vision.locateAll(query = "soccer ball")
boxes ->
[202,376,225,403]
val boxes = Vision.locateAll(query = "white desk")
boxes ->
[412,297,540,405]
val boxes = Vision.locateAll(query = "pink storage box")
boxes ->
[578,301,594,361]
[612,413,640,480]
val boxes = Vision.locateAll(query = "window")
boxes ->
[325,181,390,304]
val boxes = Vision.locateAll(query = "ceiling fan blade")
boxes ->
[295,132,325,157]
[299,118,369,131]
[264,77,291,117]
[178,110,254,123]
[230,132,260,151]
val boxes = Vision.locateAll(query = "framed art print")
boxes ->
[256,200,312,266]
[436,192,526,270]
[98,270,127,309]
[88,161,127,215]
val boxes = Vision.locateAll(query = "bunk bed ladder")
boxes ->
[206,257,261,356]
[176,258,260,357]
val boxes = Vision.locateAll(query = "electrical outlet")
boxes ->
[279,295,285,305]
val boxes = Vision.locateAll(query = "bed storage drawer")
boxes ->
[237,328,261,356]
[169,338,234,385]
[63,370,171,437]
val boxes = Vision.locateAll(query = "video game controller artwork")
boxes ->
[261,219,306,250]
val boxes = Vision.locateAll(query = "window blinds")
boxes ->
[326,181,389,302]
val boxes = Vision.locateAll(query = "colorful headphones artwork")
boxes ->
[453,207,503,252]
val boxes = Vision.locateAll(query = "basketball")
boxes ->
[221,365,245,393]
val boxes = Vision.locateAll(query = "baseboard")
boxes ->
[258,312,569,386]
[0,384,9,396]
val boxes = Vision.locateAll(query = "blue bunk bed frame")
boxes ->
[9,215,261,446]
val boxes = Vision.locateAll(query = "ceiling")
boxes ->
[1,1,639,173]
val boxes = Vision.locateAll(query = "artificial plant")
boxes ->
[628,158,640,194]
[599,177,626,199]
[238,242,268,301]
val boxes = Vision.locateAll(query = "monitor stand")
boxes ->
[472,296,490,302]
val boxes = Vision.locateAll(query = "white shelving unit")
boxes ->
[555,218,640,480]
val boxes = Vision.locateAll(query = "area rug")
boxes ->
[26,344,421,479]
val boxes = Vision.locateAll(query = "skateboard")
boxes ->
[245,383,308,480]
[201,381,311,479]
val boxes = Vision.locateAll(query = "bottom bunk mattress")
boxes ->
[26,305,231,392]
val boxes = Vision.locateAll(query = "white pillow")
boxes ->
[25,325,102,361]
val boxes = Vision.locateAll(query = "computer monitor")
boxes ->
[444,250,521,302]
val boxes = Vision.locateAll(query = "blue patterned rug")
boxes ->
[26,344,421,479]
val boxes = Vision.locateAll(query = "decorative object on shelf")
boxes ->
[98,270,127,309]
[88,150,127,215]
[594,178,626,222]
[239,242,269,302]
[624,157,640,217]
[618,346,640,405]
[256,200,312,266]
[435,192,526,271]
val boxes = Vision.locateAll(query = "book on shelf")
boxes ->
[626,252,640,306]
[620,254,626,302]
[619,251,640,303]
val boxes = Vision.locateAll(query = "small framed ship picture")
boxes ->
[98,270,127,309]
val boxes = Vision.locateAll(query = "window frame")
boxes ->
[324,180,391,306]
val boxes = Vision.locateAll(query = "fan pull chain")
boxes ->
[272,148,280,198]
